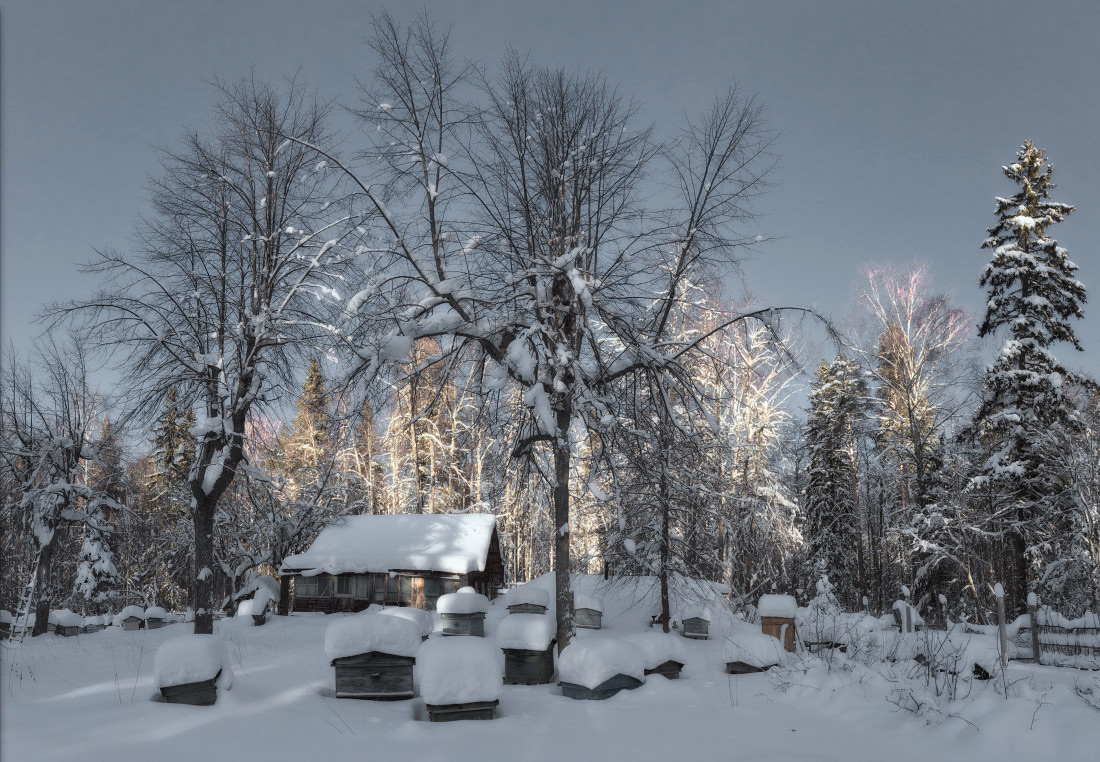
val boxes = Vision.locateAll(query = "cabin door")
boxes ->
[411,577,425,609]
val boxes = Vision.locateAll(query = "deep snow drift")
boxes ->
[3,574,1099,762]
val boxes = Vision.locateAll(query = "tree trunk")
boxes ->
[1012,510,1028,616]
[31,535,56,637]
[193,494,215,635]
[660,485,671,634]
[553,404,574,653]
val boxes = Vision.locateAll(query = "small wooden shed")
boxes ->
[574,594,603,630]
[438,588,489,637]
[498,614,556,685]
[325,614,421,700]
[681,606,711,640]
[758,594,797,652]
[505,586,549,616]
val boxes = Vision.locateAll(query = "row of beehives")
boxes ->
[0,605,180,637]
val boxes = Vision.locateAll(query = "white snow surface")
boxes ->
[681,605,712,621]
[236,599,257,621]
[504,585,549,609]
[281,513,496,576]
[418,636,504,705]
[145,606,166,620]
[496,614,555,651]
[437,590,490,615]
[723,631,785,668]
[558,637,644,689]
[623,631,685,669]
[0,610,11,624]
[119,605,145,621]
[324,613,422,660]
[757,594,797,619]
[152,635,234,690]
[575,594,603,613]
[377,606,434,638]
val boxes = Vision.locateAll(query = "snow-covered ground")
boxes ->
[3,574,1099,762]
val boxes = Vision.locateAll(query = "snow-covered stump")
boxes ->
[145,606,167,630]
[626,631,687,680]
[574,595,603,630]
[498,614,556,685]
[724,632,785,674]
[420,637,504,721]
[154,635,234,706]
[378,605,434,641]
[758,594,797,652]
[120,605,145,631]
[49,610,82,637]
[558,639,645,700]
[438,588,490,637]
[249,586,276,626]
[681,606,711,640]
[325,614,421,700]
[505,586,549,616]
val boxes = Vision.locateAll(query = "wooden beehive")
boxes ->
[726,660,770,674]
[440,611,486,637]
[160,674,220,706]
[507,603,547,615]
[426,699,499,721]
[503,642,556,685]
[146,617,166,630]
[332,651,415,700]
[760,616,796,652]
[682,617,710,640]
[122,616,144,631]
[644,659,685,680]
[574,608,602,630]
[560,673,643,700]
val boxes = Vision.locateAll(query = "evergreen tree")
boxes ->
[802,356,868,609]
[970,140,1088,613]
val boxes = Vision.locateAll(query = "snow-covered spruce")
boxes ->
[504,585,550,614]
[624,631,686,679]
[574,594,604,630]
[437,588,490,637]
[558,638,645,699]
[153,635,233,706]
[377,606,434,639]
[418,637,504,720]
[724,632,785,673]
[497,614,557,685]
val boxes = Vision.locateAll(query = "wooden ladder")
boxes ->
[8,560,40,642]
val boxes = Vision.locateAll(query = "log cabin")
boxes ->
[280,513,504,613]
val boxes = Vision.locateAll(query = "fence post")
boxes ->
[994,582,1008,667]
[1027,591,1041,665]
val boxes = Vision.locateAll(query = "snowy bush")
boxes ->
[418,636,504,705]
[724,632,785,669]
[153,635,234,690]
[324,613,422,660]
[558,638,644,689]
[496,614,555,651]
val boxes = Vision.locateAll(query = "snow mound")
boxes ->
[757,594,797,619]
[724,632,784,668]
[0,610,12,624]
[575,594,603,613]
[325,613,422,660]
[49,609,82,628]
[377,606,434,638]
[119,605,145,621]
[252,586,275,614]
[558,638,644,689]
[83,615,105,627]
[437,589,489,615]
[236,599,257,622]
[624,631,686,669]
[153,635,234,690]
[505,586,549,608]
[145,606,167,620]
[496,614,555,651]
[681,605,712,621]
[418,636,504,705]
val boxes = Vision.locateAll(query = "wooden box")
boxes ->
[332,651,415,700]
[161,675,220,706]
[55,625,80,637]
[574,608,602,630]
[81,624,104,634]
[682,617,710,640]
[503,644,556,685]
[426,699,498,721]
[760,616,796,652]
[441,612,486,637]
[146,618,166,630]
[122,616,144,631]
[644,659,684,680]
[507,603,547,615]
[560,673,642,700]
[726,661,769,674]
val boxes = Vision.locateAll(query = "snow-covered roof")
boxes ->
[281,513,497,576]
[325,613,422,660]
[497,614,555,651]
[505,585,549,608]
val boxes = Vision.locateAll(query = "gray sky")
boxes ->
[3,0,1098,383]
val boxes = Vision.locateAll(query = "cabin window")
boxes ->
[443,579,460,596]
[295,577,316,597]
[373,574,387,602]
[423,577,441,609]
[399,575,413,605]
[336,576,353,597]
[387,574,399,602]
[355,574,372,599]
